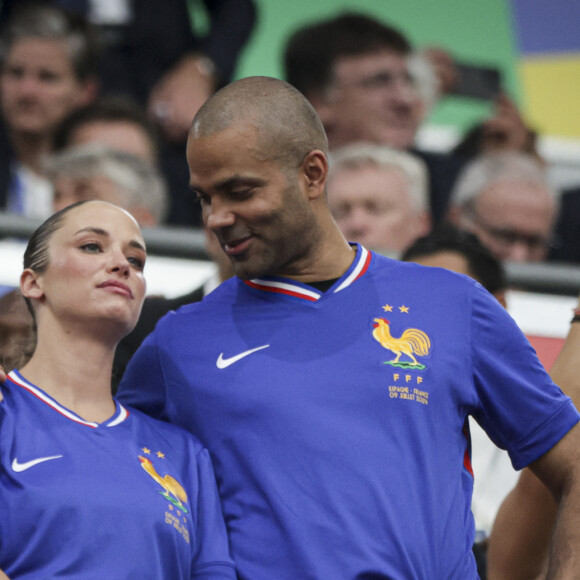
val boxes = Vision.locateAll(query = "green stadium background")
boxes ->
[191,0,580,144]
[230,0,520,137]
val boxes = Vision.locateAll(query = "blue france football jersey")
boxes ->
[0,371,235,579]
[119,244,579,579]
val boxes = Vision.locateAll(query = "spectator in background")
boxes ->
[448,151,558,263]
[285,13,421,152]
[47,143,168,226]
[0,4,98,218]
[0,0,257,135]
[327,143,430,255]
[52,96,208,225]
[284,12,533,225]
[0,0,258,227]
[53,97,160,167]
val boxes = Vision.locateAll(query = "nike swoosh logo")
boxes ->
[217,344,270,369]
[12,455,63,472]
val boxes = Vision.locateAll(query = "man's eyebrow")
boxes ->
[190,176,265,194]
[217,176,264,189]
[74,227,146,252]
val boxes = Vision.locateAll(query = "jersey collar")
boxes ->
[8,370,129,429]
[243,243,371,301]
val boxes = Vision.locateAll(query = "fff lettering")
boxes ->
[388,374,429,405]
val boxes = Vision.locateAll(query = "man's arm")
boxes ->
[527,423,580,579]
[486,468,553,580]
[488,310,580,580]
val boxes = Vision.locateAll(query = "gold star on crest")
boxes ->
[382,304,393,312]
[156,451,165,458]
[142,447,151,454]
[399,305,409,313]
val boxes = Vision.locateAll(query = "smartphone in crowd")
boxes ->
[450,62,502,101]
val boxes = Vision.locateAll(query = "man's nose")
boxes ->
[15,74,41,97]
[205,199,236,231]
[392,78,418,105]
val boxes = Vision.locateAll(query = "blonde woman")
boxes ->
[0,201,234,579]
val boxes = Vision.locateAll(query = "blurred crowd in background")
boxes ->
[0,2,575,266]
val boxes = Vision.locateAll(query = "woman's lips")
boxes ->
[98,280,133,298]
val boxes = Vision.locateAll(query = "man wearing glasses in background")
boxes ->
[448,151,558,263]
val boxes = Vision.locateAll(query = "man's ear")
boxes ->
[301,150,329,200]
[20,269,44,301]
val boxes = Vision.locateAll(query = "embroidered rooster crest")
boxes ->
[372,318,431,369]
[139,455,189,514]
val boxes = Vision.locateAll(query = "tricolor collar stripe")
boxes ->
[243,279,320,301]
[107,404,129,426]
[8,371,98,428]
[243,244,371,300]
[334,246,371,293]
[7,370,129,428]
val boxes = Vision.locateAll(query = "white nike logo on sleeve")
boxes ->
[216,344,270,369]
[12,455,64,472]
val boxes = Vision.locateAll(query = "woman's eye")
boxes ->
[80,242,101,253]
[128,256,145,270]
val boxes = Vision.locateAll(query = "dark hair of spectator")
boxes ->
[452,123,539,160]
[284,12,412,97]
[401,224,507,295]
[53,97,160,159]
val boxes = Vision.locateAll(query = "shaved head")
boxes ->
[190,76,328,171]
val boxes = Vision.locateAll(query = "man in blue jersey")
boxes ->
[117,76,580,579]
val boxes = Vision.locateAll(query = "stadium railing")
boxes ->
[1,212,579,296]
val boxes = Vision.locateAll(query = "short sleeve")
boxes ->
[469,283,579,470]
